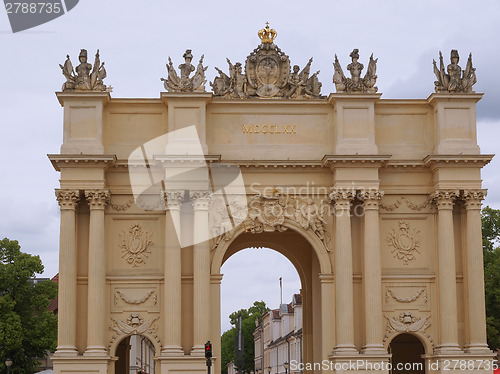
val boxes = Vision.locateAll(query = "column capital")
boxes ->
[330,188,356,211]
[358,189,384,210]
[55,189,80,210]
[463,189,487,210]
[85,189,110,210]
[431,189,459,210]
[189,191,213,211]
[163,190,184,210]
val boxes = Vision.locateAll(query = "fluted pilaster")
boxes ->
[84,189,109,356]
[190,191,213,355]
[55,189,80,356]
[433,189,461,353]
[463,189,490,353]
[330,188,357,354]
[162,190,184,356]
[359,190,386,354]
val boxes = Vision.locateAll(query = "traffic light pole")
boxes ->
[206,357,212,374]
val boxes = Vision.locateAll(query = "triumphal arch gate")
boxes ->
[50,26,495,374]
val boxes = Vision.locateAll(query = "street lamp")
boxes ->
[5,358,12,374]
[283,362,289,374]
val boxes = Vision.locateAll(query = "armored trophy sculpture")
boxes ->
[333,49,378,93]
[161,49,208,92]
[433,50,476,93]
[211,23,322,99]
[60,49,108,92]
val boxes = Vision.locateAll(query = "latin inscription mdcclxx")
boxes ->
[242,124,296,134]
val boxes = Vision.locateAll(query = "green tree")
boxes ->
[0,238,58,374]
[221,301,270,374]
[482,207,500,350]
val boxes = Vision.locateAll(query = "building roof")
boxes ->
[272,309,281,320]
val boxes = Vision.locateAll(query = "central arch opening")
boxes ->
[215,228,328,374]
[221,247,302,374]
[115,334,156,374]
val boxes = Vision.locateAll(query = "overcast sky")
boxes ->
[1,0,499,333]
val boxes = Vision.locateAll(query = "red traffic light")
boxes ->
[205,341,212,359]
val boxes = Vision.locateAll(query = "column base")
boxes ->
[159,355,209,374]
[332,344,358,355]
[464,344,492,355]
[434,344,463,355]
[361,345,387,355]
[191,345,206,357]
[54,346,78,357]
[83,346,108,357]
[161,345,185,356]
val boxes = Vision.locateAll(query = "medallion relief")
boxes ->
[387,219,421,265]
[119,224,154,267]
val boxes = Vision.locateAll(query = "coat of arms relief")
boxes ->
[211,23,322,99]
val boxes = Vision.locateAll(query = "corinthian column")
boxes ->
[463,189,490,353]
[162,190,184,356]
[55,189,79,356]
[84,189,109,356]
[359,190,386,354]
[190,191,212,355]
[330,188,357,354]
[433,190,461,353]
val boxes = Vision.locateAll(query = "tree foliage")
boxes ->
[221,301,270,374]
[482,207,500,350]
[0,238,58,374]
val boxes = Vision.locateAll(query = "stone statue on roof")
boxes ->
[60,49,108,92]
[161,49,208,92]
[333,49,378,93]
[433,50,476,93]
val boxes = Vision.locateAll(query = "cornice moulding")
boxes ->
[48,154,117,171]
[427,92,484,105]
[423,154,494,168]
[328,92,382,105]
[160,92,213,104]
[55,91,111,106]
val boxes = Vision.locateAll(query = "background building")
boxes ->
[256,295,302,374]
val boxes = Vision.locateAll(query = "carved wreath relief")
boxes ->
[114,290,157,305]
[387,219,421,265]
[119,224,154,267]
[385,288,427,304]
